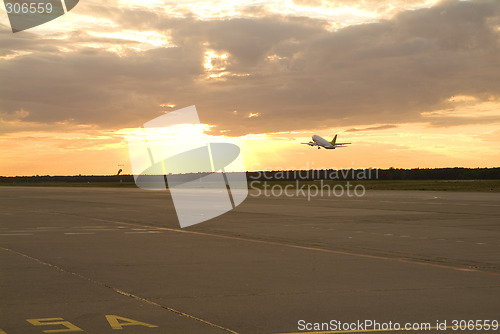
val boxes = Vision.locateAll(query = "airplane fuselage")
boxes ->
[312,135,335,149]
[302,133,350,149]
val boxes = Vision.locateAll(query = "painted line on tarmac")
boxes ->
[89,217,500,277]
[64,232,96,235]
[0,246,239,334]
[71,228,121,231]
[124,231,162,234]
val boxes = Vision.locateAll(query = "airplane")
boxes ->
[301,134,351,149]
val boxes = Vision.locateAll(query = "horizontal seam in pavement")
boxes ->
[0,246,239,334]
[89,217,500,277]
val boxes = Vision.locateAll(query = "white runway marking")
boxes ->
[82,229,121,231]
[124,231,162,234]
[64,232,96,235]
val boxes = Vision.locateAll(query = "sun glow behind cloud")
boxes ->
[2,111,499,176]
[0,0,440,38]
[1,0,500,176]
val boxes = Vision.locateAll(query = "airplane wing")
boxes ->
[334,142,351,146]
[301,142,318,146]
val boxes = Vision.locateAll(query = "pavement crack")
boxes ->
[0,246,239,334]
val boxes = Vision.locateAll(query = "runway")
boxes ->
[1,187,499,334]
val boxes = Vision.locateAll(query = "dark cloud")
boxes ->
[1,0,500,135]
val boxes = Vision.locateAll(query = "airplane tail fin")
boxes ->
[330,134,337,145]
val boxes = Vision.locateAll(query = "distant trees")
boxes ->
[1,168,500,184]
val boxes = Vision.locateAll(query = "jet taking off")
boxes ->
[302,134,351,149]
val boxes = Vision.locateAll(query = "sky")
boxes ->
[1,0,500,176]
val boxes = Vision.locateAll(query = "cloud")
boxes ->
[292,0,323,7]
[1,0,500,136]
[425,115,500,127]
[476,129,500,142]
[345,124,398,132]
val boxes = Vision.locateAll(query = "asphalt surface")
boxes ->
[1,187,499,334]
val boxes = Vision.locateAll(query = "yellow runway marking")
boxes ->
[0,246,239,334]
[105,315,157,329]
[20,208,500,276]
[26,318,83,332]
[64,232,96,235]
[89,217,500,277]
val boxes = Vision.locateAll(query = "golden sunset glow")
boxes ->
[1,0,499,176]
